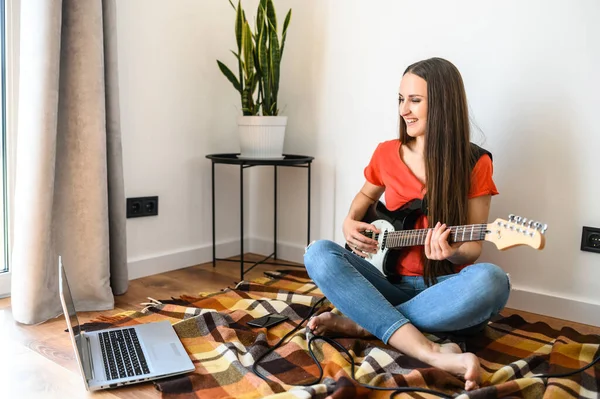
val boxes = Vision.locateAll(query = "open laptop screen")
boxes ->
[59,260,85,360]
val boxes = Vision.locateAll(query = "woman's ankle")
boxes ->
[419,342,444,364]
[388,323,439,362]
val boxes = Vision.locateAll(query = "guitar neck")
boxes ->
[386,224,488,249]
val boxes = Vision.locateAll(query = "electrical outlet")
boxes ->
[581,226,600,253]
[127,196,159,218]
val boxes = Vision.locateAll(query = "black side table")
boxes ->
[206,153,315,281]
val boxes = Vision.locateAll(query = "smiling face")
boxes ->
[399,73,428,138]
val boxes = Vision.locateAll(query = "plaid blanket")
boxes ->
[82,270,600,398]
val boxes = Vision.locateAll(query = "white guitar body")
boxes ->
[362,219,395,276]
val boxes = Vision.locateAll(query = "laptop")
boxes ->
[58,257,195,391]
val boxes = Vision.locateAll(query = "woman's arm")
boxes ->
[343,181,385,257]
[425,195,492,264]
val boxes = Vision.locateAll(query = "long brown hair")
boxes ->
[399,57,471,286]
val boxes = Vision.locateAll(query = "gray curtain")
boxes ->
[11,0,128,325]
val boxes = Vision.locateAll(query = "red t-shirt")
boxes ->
[364,140,499,276]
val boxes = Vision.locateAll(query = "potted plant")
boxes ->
[217,0,292,159]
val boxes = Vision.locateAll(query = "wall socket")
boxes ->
[126,196,159,218]
[581,226,600,253]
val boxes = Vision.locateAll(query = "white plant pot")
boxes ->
[237,116,288,159]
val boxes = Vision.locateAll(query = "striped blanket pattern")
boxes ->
[82,269,600,398]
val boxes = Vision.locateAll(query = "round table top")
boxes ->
[206,153,314,166]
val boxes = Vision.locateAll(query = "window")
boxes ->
[0,0,16,297]
[0,0,6,273]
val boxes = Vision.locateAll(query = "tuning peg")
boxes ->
[515,216,522,224]
[521,217,528,226]
[541,223,548,234]
[527,220,534,228]
[508,214,515,222]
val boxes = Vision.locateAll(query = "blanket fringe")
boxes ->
[140,297,164,312]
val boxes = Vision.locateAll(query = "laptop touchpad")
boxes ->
[151,342,182,359]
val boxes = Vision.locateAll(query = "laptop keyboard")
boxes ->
[99,328,150,380]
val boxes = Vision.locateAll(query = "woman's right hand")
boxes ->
[343,217,380,257]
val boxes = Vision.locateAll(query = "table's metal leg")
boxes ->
[307,162,311,245]
[212,161,216,268]
[240,164,244,281]
[274,165,278,259]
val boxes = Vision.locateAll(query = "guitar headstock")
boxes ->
[485,214,546,250]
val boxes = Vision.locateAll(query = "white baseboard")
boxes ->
[507,286,600,327]
[127,239,246,280]
[127,237,305,281]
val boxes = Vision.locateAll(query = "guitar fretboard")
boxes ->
[384,224,488,249]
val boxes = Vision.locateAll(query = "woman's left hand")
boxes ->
[424,222,464,261]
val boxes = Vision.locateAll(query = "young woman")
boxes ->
[303,57,510,391]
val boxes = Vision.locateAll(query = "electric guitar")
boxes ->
[345,199,547,276]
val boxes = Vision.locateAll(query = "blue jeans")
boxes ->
[303,240,511,344]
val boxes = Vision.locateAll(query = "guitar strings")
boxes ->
[385,225,488,238]
[370,223,540,248]
[384,225,490,247]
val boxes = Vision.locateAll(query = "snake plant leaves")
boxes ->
[242,21,254,79]
[255,3,267,76]
[257,21,269,111]
[235,0,243,51]
[281,10,291,56]
[256,0,266,43]
[217,61,241,93]
[267,23,280,115]
[217,0,291,116]
[266,0,277,31]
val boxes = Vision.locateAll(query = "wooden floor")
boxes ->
[1,254,599,398]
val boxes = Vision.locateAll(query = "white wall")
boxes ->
[118,0,245,277]
[117,0,600,325]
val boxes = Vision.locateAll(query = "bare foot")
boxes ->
[428,343,481,391]
[307,312,371,337]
